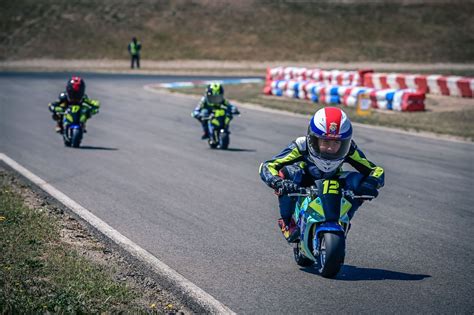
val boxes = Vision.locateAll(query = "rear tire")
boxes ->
[317,232,345,278]
[63,128,71,147]
[63,139,71,147]
[208,131,218,149]
[208,140,218,149]
[293,245,314,267]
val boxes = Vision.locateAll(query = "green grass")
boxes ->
[169,83,474,140]
[0,177,156,313]
[1,1,473,62]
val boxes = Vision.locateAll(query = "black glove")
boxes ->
[355,176,379,198]
[273,179,299,195]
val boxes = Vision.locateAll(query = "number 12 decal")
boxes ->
[323,180,339,194]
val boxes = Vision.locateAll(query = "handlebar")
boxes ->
[286,187,317,197]
[286,187,374,201]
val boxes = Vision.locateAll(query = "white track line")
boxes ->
[0,153,235,315]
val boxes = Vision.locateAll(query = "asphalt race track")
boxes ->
[1,72,473,313]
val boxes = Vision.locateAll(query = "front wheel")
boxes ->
[317,232,345,278]
[71,128,83,148]
[218,131,229,150]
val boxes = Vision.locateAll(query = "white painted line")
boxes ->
[0,153,235,315]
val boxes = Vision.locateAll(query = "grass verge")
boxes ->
[169,83,474,141]
[0,168,185,313]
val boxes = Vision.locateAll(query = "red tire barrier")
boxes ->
[364,73,474,98]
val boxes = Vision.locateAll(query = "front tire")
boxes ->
[317,232,345,278]
[219,131,229,150]
[71,128,83,148]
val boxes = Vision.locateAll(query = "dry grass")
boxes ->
[1,0,473,62]
[0,169,186,313]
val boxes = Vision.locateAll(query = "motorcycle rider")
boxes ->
[48,76,100,133]
[259,107,384,242]
[191,83,239,140]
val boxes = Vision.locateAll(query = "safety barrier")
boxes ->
[266,66,473,99]
[264,79,425,112]
[364,73,474,98]
[266,67,371,86]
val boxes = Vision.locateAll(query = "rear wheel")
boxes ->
[317,232,345,278]
[208,140,218,149]
[208,130,218,149]
[63,128,71,147]
[293,244,314,267]
[63,138,71,147]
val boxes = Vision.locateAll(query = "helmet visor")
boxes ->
[67,90,84,103]
[308,135,351,161]
[207,94,224,104]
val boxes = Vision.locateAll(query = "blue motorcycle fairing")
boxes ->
[315,222,344,237]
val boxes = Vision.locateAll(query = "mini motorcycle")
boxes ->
[203,105,239,150]
[62,104,89,148]
[286,178,373,278]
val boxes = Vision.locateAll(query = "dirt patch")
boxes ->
[1,59,474,76]
[425,94,474,112]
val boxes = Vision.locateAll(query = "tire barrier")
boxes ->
[364,73,474,98]
[264,79,425,111]
[265,67,473,99]
[266,67,371,86]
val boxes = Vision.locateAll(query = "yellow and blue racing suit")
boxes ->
[48,92,100,129]
[192,96,238,136]
[259,136,384,222]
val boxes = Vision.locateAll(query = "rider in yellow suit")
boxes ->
[259,107,384,242]
[48,77,100,133]
[192,83,239,140]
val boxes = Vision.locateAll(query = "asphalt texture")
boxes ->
[1,72,473,314]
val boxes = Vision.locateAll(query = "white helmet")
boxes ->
[307,107,353,173]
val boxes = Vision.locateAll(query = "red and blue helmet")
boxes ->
[307,107,353,172]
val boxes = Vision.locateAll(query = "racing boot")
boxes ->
[55,122,63,134]
[277,218,299,243]
[201,130,209,140]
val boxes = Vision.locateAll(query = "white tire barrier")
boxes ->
[266,67,371,86]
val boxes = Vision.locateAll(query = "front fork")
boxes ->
[311,222,348,258]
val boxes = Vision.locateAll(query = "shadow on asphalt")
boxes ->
[222,148,256,152]
[78,146,119,151]
[300,265,431,281]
